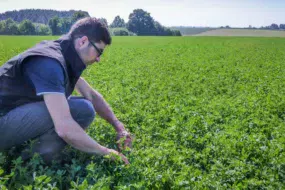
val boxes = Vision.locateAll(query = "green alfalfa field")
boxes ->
[0,36,285,189]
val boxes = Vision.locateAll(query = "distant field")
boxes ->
[171,27,216,35]
[1,36,285,189]
[195,29,285,37]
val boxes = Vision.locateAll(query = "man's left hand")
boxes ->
[115,122,133,151]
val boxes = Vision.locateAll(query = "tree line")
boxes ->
[219,24,285,30]
[0,9,88,25]
[260,24,285,30]
[0,9,181,36]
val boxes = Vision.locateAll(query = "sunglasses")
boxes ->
[89,41,104,57]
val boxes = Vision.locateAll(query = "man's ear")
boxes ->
[79,36,89,47]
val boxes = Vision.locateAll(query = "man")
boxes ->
[0,17,132,165]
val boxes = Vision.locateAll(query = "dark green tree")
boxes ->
[36,24,51,35]
[154,21,164,35]
[270,23,279,30]
[153,21,181,36]
[279,24,285,30]
[0,21,5,34]
[71,11,89,23]
[19,19,36,35]
[110,16,125,28]
[127,9,156,35]
[60,18,72,34]
[4,18,19,35]
[172,30,182,36]
[48,16,61,35]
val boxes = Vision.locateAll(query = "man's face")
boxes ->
[75,36,107,66]
[86,40,106,65]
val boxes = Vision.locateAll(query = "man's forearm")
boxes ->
[91,91,124,132]
[58,118,110,155]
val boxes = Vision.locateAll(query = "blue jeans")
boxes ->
[0,96,96,164]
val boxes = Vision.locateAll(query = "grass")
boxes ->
[0,36,285,189]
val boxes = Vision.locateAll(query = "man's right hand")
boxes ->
[106,149,129,165]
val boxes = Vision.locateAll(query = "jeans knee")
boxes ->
[79,99,96,123]
[84,100,96,120]
[70,98,96,128]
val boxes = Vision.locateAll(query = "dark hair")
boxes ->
[68,17,111,45]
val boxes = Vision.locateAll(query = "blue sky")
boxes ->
[0,0,284,27]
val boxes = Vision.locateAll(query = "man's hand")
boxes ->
[114,121,133,151]
[106,149,129,165]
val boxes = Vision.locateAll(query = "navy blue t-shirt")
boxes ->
[23,56,65,96]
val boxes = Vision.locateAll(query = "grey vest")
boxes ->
[0,35,85,114]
